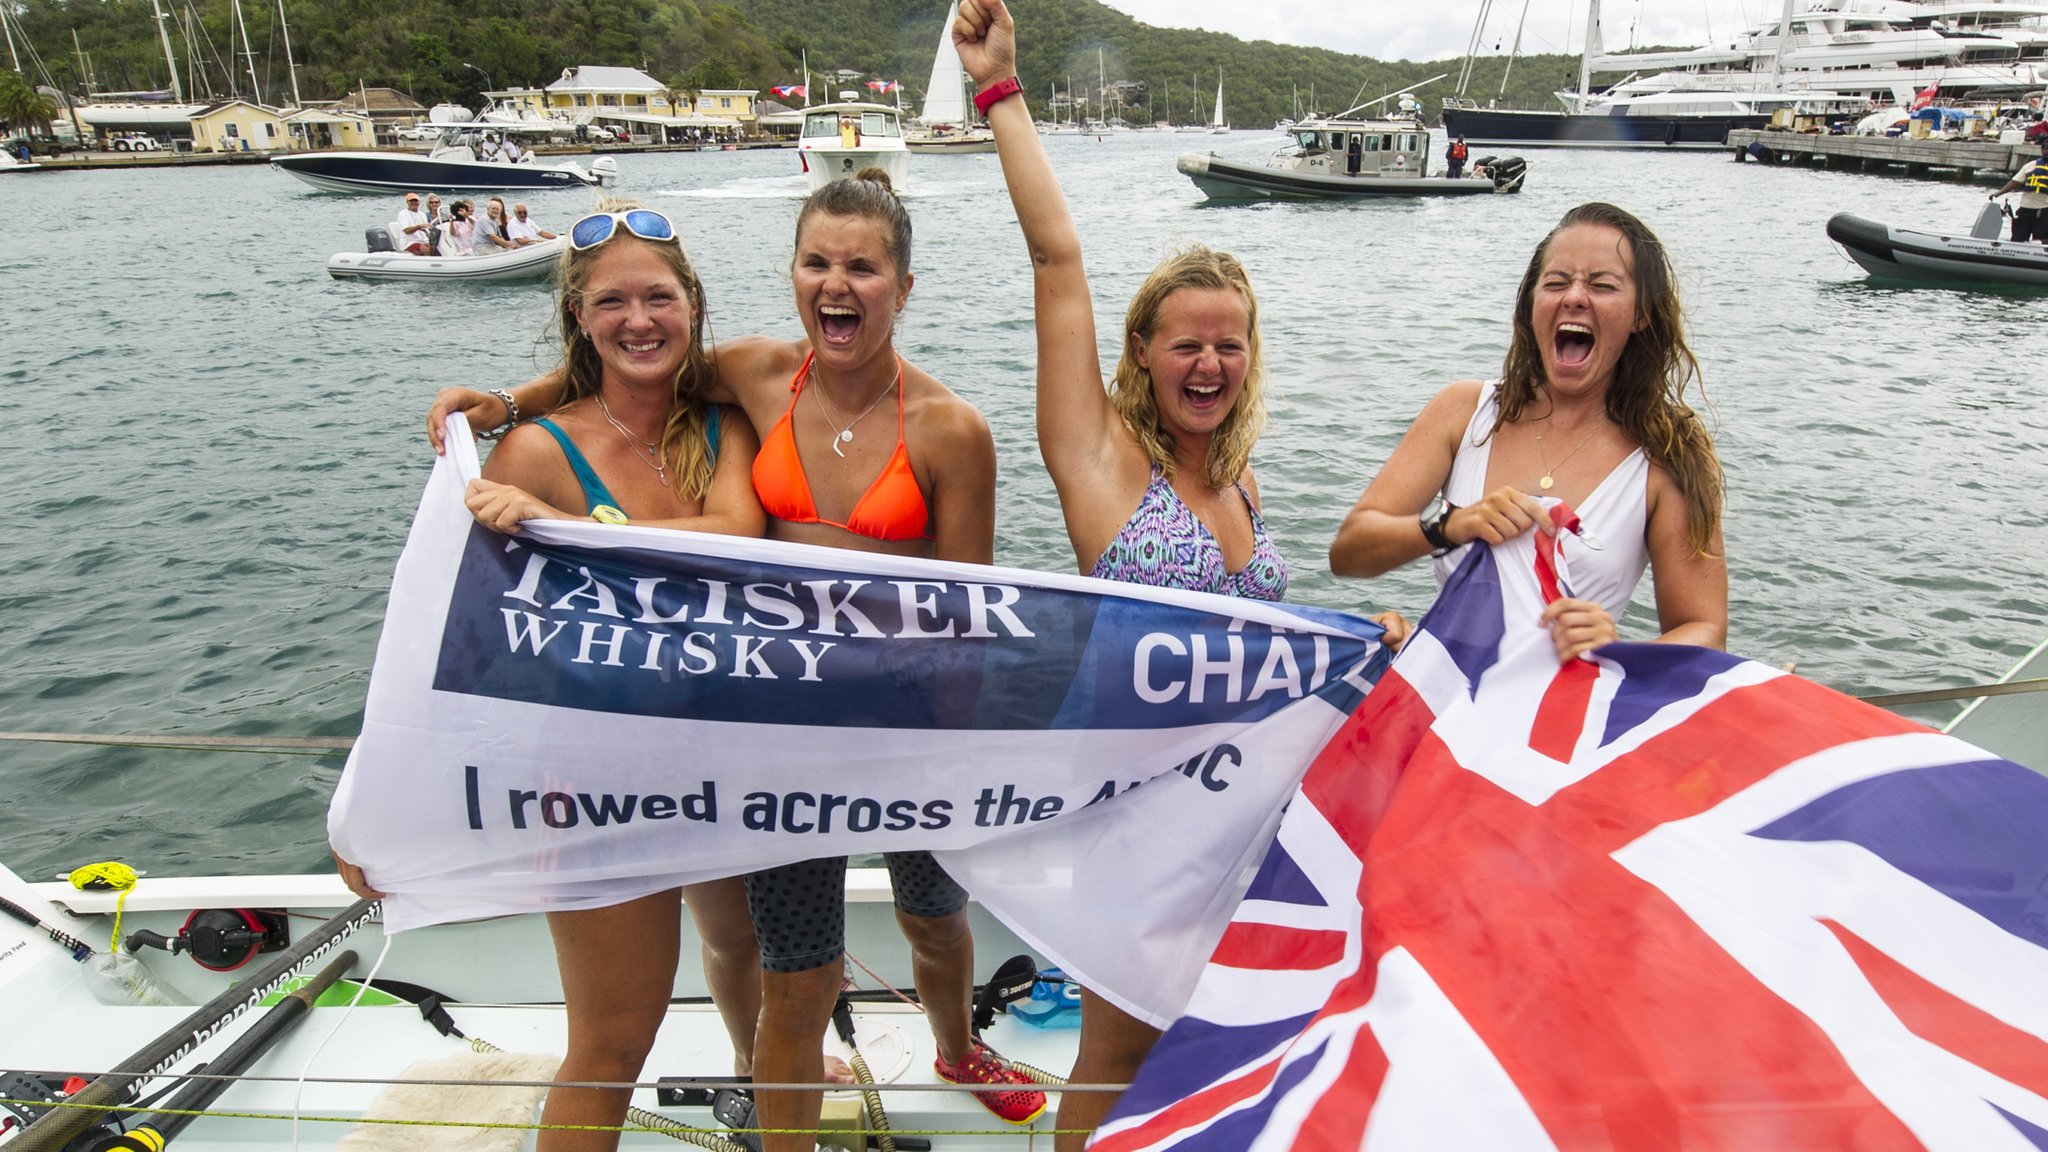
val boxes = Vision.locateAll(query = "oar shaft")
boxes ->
[12,899,377,1152]
[93,950,360,1149]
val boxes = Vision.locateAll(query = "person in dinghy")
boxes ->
[1329,201,1727,661]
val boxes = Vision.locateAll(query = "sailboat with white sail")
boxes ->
[906,5,996,154]
[1209,69,1229,133]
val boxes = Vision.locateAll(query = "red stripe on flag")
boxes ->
[1301,670,1430,858]
[1211,922,1347,972]
[1088,1055,1286,1152]
[1294,1026,1389,1150]
[1825,918,2048,1101]
[1529,660,1598,761]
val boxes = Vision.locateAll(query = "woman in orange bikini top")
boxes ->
[752,351,930,543]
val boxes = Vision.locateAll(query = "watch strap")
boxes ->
[974,76,1024,117]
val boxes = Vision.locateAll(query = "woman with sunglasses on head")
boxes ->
[344,200,767,1152]
[1328,202,1725,663]
[951,3,1406,1145]
[426,170,1036,1150]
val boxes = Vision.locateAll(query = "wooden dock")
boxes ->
[1729,129,2031,183]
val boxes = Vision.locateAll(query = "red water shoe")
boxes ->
[934,1043,1047,1125]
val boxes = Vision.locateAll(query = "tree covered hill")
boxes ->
[14,0,1583,124]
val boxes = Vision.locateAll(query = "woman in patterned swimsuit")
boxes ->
[955,3,1408,1146]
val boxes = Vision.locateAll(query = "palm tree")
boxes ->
[0,70,57,141]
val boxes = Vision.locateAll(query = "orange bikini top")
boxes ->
[751,352,933,542]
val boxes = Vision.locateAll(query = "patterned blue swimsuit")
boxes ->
[1089,466,1288,600]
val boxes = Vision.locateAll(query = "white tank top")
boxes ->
[1432,381,1652,621]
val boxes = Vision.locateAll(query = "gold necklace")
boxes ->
[1533,416,1602,491]
[594,394,668,484]
[807,361,900,459]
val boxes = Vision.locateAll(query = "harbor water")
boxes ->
[2,132,2043,879]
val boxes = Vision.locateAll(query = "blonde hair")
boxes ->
[1499,202,1722,554]
[1108,246,1267,489]
[555,197,719,501]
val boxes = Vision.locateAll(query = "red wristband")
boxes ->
[974,76,1023,117]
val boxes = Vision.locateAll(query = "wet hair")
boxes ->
[555,196,720,501]
[1498,201,1722,555]
[1108,245,1267,489]
[794,166,912,280]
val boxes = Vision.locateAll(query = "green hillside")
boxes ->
[12,0,1581,125]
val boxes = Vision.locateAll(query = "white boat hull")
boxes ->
[800,146,910,191]
[0,862,1073,1149]
[327,238,566,283]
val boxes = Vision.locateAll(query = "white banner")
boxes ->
[329,420,1387,1024]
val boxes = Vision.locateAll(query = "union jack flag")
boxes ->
[1095,518,2048,1150]
[771,84,807,99]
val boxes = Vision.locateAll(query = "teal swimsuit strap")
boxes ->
[531,409,723,518]
[532,417,621,514]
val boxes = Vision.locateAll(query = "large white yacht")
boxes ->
[1445,0,2048,148]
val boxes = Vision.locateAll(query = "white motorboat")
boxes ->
[274,134,617,196]
[0,858,1075,1150]
[1827,210,2048,286]
[798,101,911,191]
[0,150,40,173]
[1180,92,1527,201]
[328,236,566,282]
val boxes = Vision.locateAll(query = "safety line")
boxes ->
[1,1096,1086,1136]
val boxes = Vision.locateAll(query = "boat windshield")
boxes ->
[861,113,901,138]
[802,115,840,138]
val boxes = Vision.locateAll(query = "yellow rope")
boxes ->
[68,861,140,953]
[2,1095,1084,1136]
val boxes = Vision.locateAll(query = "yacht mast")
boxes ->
[149,0,184,101]
[1499,0,1534,98]
[277,0,301,108]
[1767,0,1798,91]
[1576,0,1601,108]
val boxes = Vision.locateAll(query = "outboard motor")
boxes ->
[591,155,619,187]
[365,224,396,253]
[1487,155,1529,194]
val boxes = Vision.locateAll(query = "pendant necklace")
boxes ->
[595,394,668,484]
[809,361,899,458]
[1533,415,1602,492]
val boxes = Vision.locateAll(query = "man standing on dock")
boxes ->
[1991,137,2048,243]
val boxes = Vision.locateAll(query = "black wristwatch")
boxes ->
[1420,503,1459,556]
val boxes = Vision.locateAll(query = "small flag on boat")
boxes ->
[1097,521,2048,1150]
[865,79,900,93]
[771,84,807,99]
[1911,82,1940,110]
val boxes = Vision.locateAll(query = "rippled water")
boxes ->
[3,133,2043,879]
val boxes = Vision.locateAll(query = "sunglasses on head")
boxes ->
[571,209,679,252]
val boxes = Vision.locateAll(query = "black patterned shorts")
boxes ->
[744,852,968,973]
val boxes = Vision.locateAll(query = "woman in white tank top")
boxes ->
[1329,202,1727,662]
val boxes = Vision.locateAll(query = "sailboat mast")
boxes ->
[277,0,300,108]
[802,49,810,107]
[1499,0,1533,99]
[231,0,260,103]
[1576,0,1600,108]
[1767,0,1798,90]
[149,0,184,101]
[2,5,21,73]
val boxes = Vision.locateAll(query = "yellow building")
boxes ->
[692,89,759,126]
[190,100,287,153]
[543,66,676,118]
[283,107,376,150]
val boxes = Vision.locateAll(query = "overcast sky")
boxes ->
[1097,1,1779,63]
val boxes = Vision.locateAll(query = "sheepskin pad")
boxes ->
[335,1050,562,1152]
